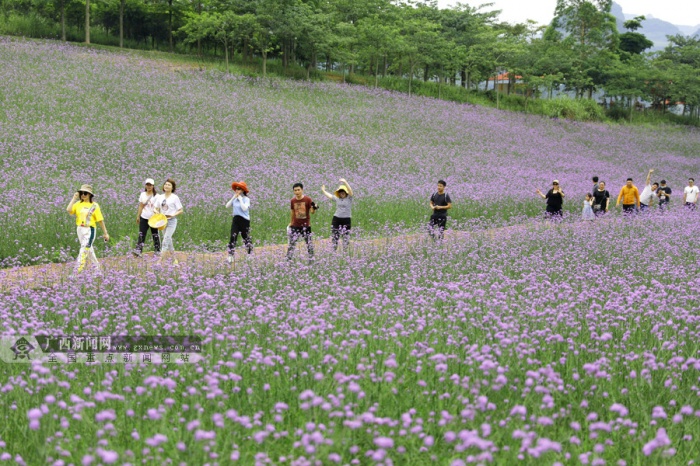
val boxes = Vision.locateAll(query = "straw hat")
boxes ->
[231,181,249,194]
[79,184,94,195]
[334,185,348,197]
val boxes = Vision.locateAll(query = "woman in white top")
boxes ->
[321,178,354,251]
[134,178,161,257]
[225,181,253,263]
[154,178,183,265]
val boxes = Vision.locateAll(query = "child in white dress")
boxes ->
[582,193,595,221]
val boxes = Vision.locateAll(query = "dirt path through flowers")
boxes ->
[0,223,537,291]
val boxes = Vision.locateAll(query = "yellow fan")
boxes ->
[148,213,168,231]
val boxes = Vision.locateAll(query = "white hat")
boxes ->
[145,178,155,185]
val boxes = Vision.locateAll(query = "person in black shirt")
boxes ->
[536,180,565,218]
[592,181,610,215]
[429,180,452,241]
[656,180,672,211]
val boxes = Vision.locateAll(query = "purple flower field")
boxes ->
[1,37,700,265]
[2,213,700,465]
[1,38,700,465]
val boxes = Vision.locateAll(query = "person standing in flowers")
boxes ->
[287,182,317,262]
[683,178,699,210]
[225,181,253,264]
[656,180,672,211]
[639,169,659,212]
[66,184,109,274]
[616,178,640,214]
[536,180,564,219]
[582,193,595,221]
[321,179,354,252]
[429,180,452,240]
[154,179,183,266]
[133,178,161,257]
[592,181,610,216]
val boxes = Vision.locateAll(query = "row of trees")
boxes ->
[3,0,700,118]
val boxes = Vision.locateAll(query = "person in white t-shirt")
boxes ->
[133,178,161,257]
[683,178,699,210]
[154,178,184,265]
[639,169,659,212]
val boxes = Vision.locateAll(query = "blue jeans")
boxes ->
[161,217,178,252]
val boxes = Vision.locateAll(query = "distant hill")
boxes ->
[611,2,698,51]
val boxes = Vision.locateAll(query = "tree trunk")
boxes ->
[375,59,379,88]
[382,53,387,78]
[283,41,288,71]
[306,62,312,81]
[119,0,125,48]
[262,50,267,76]
[224,39,229,73]
[197,2,202,57]
[409,63,414,96]
[168,0,174,52]
[423,66,429,82]
[60,0,66,41]
[461,68,466,88]
[85,0,90,44]
[496,73,500,109]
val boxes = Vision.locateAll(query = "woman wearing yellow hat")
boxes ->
[321,178,354,252]
[66,184,109,273]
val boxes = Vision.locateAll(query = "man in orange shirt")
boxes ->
[616,178,640,214]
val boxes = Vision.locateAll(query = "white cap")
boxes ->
[145,178,155,185]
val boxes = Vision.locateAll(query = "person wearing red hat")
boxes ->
[225,181,253,263]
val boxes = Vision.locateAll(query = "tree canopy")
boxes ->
[2,0,699,119]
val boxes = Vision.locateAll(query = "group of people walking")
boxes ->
[64,177,454,274]
[65,171,696,274]
[536,171,699,220]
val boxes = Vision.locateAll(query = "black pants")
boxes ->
[640,203,649,212]
[429,215,447,240]
[287,226,314,260]
[228,216,253,255]
[331,216,351,251]
[137,217,161,254]
[686,202,697,211]
[622,204,637,214]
